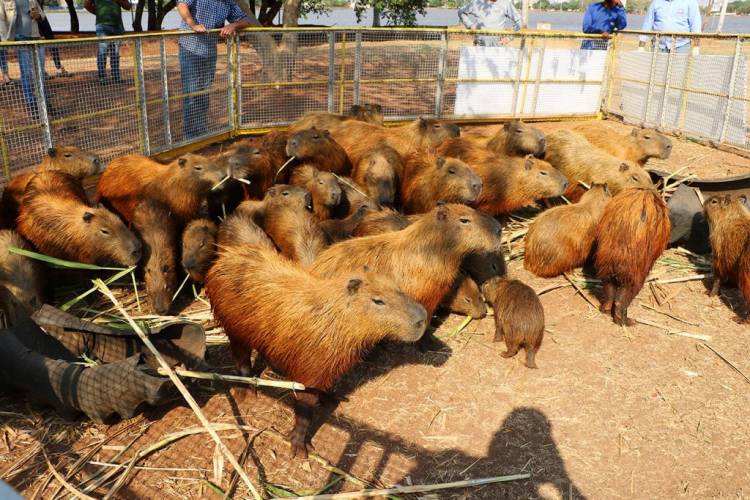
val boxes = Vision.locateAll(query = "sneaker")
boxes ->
[56,68,70,78]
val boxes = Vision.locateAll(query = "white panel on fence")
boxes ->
[616,51,748,147]
[453,46,607,117]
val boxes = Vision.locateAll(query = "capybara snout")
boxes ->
[360,275,428,342]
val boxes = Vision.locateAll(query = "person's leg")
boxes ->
[180,46,198,138]
[110,26,124,82]
[0,48,9,83]
[96,25,108,82]
[38,17,64,72]
[193,52,217,137]
[16,42,38,118]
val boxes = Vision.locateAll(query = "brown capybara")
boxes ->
[351,207,411,237]
[95,153,226,223]
[544,129,653,200]
[462,250,507,287]
[132,199,178,315]
[228,142,276,199]
[574,122,672,166]
[481,277,544,369]
[311,203,503,349]
[206,244,427,457]
[333,176,380,218]
[181,218,218,284]
[1,146,101,227]
[206,146,264,219]
[401,152,482,215]
[440,273,487,318]
[595,188,670,326]
[259,130,292,178]
[290,164,343,220]
[285,128,352,176]
[485,120,546,158]
[524,183,612,278]
[289,103,384,131]
[18,172,142,267]
[0,230,45,325]
[351,145,402,207]
[329,117,460,166]
[350,103,384,125]
[319,205,371,243]
[217,207,276,249]
[704,194,750,321]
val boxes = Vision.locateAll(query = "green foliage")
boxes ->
[353,0,428,26]
[728,0,750,14]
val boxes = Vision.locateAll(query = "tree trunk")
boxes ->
[65,0,79,33]
[134,0,146,32]
[156,0,177,30]
[372,4,381,27]
[147,0,157,30]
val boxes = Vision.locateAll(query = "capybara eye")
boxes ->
[199,241,205,248]
[644,135,652,139]
[193,165,203,171]
[448,168,456,174]
[539,171,548,176]
[318,180,324,185]
[459,217,471,224]
[282,191,290,196]
[100,228,111,236]
[312,134,320,140]
[631,175,639,182]
[433,124,441,129]
[516,129,523,133]
[371,297,385,306]
[64,153,73,159]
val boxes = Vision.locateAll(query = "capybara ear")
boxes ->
[350,104,362,113]
[524,156,534,170]
[503,121,512,131]
[82,211,94,223]
[436,156,446,169]
[363,265,370,272]
[631,128,639,137]
[436,202,448,221]
[346,278,362,295]
[418,117,428,130]
[178,157,188,167]
[47,147,57,157]
[267,186,278,197]
[619,162,630,172]
[323,129,331,137]
[740,194,748,206]
[603,182,611,195]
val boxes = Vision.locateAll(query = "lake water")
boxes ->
[44,7,750,34]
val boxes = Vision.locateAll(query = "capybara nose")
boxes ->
[666,143,673,150]
[153,295,171,315]
[288,139,298,149]
[448,124,460,137]
[414,318,426,331]
[471,181,482,196]
[330,191,341,206]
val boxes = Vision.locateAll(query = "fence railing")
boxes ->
[0,28,748,183]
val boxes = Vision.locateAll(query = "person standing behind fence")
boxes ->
[177,0,250,140]
[37,4,70,78]
[581,0,626,50]
[84,0,130,85]
[639,0,701,53]
[458,0,521,47]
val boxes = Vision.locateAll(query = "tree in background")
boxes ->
[353,0,428,26]
[132,0,177,31]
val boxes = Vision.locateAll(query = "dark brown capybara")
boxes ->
[285,128,352,176]
[350,103,384,124]
[704,194,750,321]
[205,244,427,457]
[318,205,371,243]
[206,146,263,220]
[595,187,670,326]
[1,146,101,228]
[524,183,612,278]
[289,164,343,220]
[95,153,226,224]
[484,120,546,158]
[289,103,384,131]
[461,249,508,287]
[333,176,380,218]
[132,199,178,315]
[351,145,402,207]
[229,141,277,200]
[440,273,487,318]
[401,152,482,214]
[481,277,544,369]
[574,123,673,166]
[351,207,411,237]
[181,218,218,284]
[18,172,142,267]
[0,230,45,325]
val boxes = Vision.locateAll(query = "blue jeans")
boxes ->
[659,42,691,53]
[96,24,124,81]
[0,49,7,75]
[16,35,46,118]
[179,47,217,140]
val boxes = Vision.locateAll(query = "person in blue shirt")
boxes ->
[639,0,701,53]
[581,0,627,50]
[177,0,250,139]
[458,0,521,46]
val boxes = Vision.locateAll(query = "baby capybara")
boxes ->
[96,153,226,223]
[575,123,672,166]
[206,244,427,457]
[595,188,670,326]
[181,218,218,284]
[485,120,546,158]
[704,194,750,321]
[290,164,343,220]
[351,145,402,206]
[524,183,612,278]
[18,172,142,267]
[401,153,482,214]
[1,146,101,227]
[481,277,544,369]
[440,273,487,318]
[0,230,45,325]
[286,128,352,176]
[132,199,178,315]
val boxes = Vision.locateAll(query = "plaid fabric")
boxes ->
[177,0,247,56]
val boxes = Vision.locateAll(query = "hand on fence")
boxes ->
[220,24,238,38]
[190,23,208,34]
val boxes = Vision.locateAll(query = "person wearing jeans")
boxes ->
[36,5,69,78]
[177,0,249,139]
[85,0,130,84]
[0,48,9,84]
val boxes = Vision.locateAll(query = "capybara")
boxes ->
[0,230,45,325]
[462,250,507,287]
[181,218,218,284]
[704,194,750,320]
[333,176,380,218]
[206,146,262,219]
[329,117,460,166]
[544,129,653,199]
[285,128,352,176]
[350,103,384,125]
[401,153,482,214]
[18,172,142,267]
[481,277,544,369]
[351,207,411,237]
[289,103,384,131]
[1,146,101,227]
[595,188,670,326]
[289,164,343,220]
[351,145,402,206]
[440,273,487,318]
[574,123,672,165]
[95,153,226,223]
[524,183,612,278]
[132,199,178,315]
[485,120,546,158]
[259,130,292,179]
[206,244,427,457]
[228,142,277,199]
[311,203,503,347]
[217,207,275,249]
[319,205,371,243]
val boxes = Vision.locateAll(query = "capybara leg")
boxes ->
[613,286,637,327]
[709,277,721,297]
[525,347,538,369]
[736,272,750,324]
[599,280,615,314]
[501,340,520,359]
[493,324,505,342]
[229,338,253,377]
[290,390,320,459]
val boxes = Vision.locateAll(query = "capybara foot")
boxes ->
[500,350,515,359]
[733,315,750,325]
[289,434,310,459]
[614,316,636,327]
[525,350,538,369]
[599,302,613,314]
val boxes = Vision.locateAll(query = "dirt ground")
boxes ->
[2,122,750,499]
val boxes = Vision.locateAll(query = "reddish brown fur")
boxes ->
[351,145,402,206]
[319,205,372,243]
[481,277,544,369]
[575,123,672,166]
[217,207,275,249]
[0,230,45,325]
[206,244,427,456]
[462,250,507,286]
[351,207,411,237]
[258,131,292,182]
[286,128,352,175]
[182,218,218,284]
[18,172,142,267]
[440,273,487,318]
[289,164,343,220]
[95,153,225,223]
[333,177,380,218]
[289,103,384,131]
[524,183,612,278]
[485,120,546,158]
[595,188,670,326]
[400,152,482,215]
